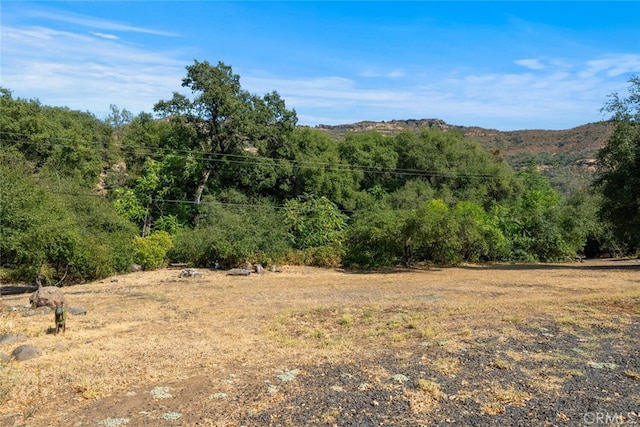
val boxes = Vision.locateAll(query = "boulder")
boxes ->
[0,352,9,364]
[179,269,202,278]
[0,334,28,345]
[29,286,66,308]
[227,268,252,276]
[254,264,265,274]
[68,306,87,315]
[11,344,42,362]
[241,261,253,270]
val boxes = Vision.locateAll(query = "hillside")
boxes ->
[316,119,615,195]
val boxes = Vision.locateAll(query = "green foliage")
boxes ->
[264,127,360,208]
[499,167,570,261]
[0,150,137,283]
[394,129,516,206]
[0,89,114,186]
[154,60,297,209]
[454,201,510,262]
[338,132,398,192]
[1,64,611,275]
[284,195,348,250]
[597,76,640,251]
[408,199,462,266]
[169,196,290,268]
[132,231,174,270]
[344,208,407,268]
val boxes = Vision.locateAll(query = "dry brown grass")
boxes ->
[1,260,639,425]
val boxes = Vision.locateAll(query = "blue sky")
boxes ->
[2,2,639,130]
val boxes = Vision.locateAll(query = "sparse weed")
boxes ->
[502,314,525,324]
[338,314,353,327]
[408,379,443,412]
[432,357,461,376]
[480,401,505,415]
[624,369,640,380]
[493,357,513,370]
[493,385,531,406]
[361,308,375,319]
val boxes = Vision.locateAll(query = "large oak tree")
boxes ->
[153,60,297,206]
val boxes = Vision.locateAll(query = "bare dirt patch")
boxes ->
[1,260,639,426]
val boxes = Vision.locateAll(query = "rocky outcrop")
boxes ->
[29,286,66,308]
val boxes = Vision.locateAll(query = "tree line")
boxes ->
[1,64,638,285]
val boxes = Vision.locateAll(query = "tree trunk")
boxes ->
[193,168,212,226]
[194,168,212,205]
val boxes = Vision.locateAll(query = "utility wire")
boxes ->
[0,132,505,180]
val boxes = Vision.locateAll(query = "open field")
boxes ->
[1,260,639,426]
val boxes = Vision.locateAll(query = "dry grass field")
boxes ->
[1,260,639,426]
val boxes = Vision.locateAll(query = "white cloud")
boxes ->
[0,24,188,116]
[3,5,640,130]
[91,32,119,41]
[27,8,178,37]
[514,58,546,70]
[359,69,406,79]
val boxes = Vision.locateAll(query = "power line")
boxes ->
[0,132,505,180]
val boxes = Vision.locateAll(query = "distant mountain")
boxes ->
[316,119,615,195]
[317,119,612,166]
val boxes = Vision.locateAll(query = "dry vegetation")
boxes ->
[1,260,639,426]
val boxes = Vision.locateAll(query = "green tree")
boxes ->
[408,199,462,266]
[169,194,290,268]
[500,167,569,261]
[0,89,114,186]
[284,195,348,250]
[596,76,640,252]
[338,132,398,192]
[344,208,408,268]
[154,60,297,209]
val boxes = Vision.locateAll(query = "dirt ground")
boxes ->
[1,260,639,426]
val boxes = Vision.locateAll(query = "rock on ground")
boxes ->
[227,268,252,276]
[11,344,42,361]
[0,334,28,345]
[29,286,66,308]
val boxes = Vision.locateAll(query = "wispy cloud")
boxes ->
[91,32,119,41]
[27,8,178,37]
[0,24,188,116]
[359,69,406,79]
[514,58,546,70]
[244,53,638,129]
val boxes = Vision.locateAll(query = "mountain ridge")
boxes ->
[315,118,614,195]
[315,118,613,164]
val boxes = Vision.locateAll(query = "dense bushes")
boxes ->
[3,75,625,282]
[0,151,137,283]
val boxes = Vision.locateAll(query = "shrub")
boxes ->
[132,231,173,270]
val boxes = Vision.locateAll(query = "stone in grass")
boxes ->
[209,392,227,399]
[161,412,182,421]
[99,418,130,427]
[0,352,10,364]
[392,374,410,383]
[588,361,619,370]
[11,344,41,361]
[277,369,300,382]
[227,268,252,276]
[150,386,172,399]
[0,334,28,345]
